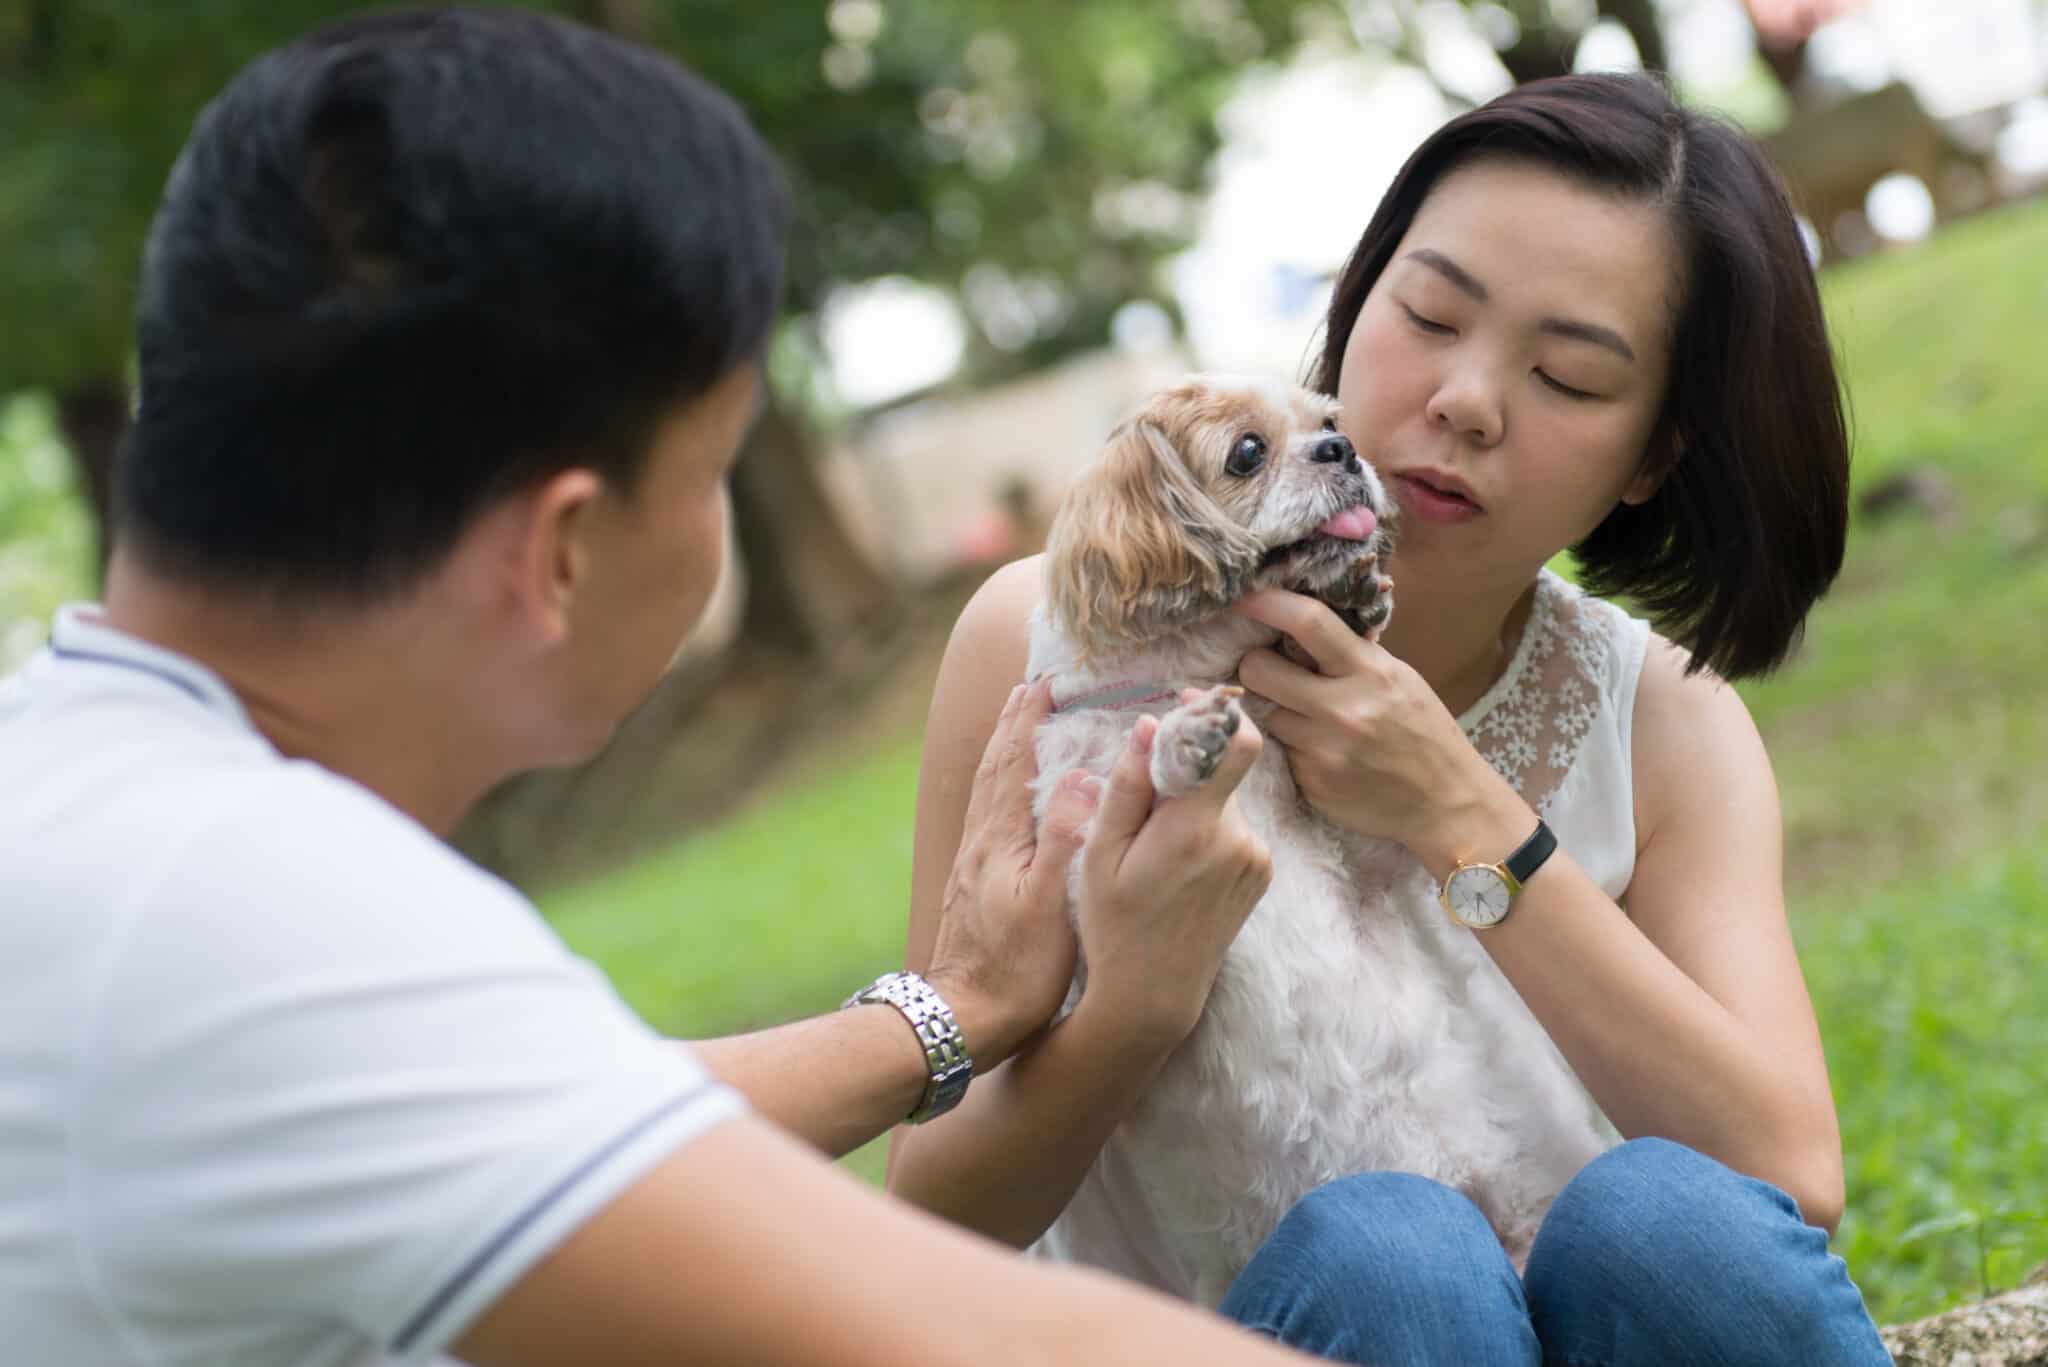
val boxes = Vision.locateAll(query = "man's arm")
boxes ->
[454,1111,1311,1367]
[680,676,1096,1159]
[685,1005,932,1159]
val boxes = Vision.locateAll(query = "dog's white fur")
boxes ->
[1029,375,1611,1305]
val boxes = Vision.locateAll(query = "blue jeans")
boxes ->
[1218,1138,1889,1366]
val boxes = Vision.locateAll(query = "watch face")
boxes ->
[1446,864,1513,928]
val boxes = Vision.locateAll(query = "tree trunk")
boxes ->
[1495,1,1667,86]
[54,377,126,577]
[1882,1264,2048,1365]
[1497,20,1577,87]
[727,399,900,657]
[1600,0,1667,74]
[1757,37,1812,103]
[566,0,652,39]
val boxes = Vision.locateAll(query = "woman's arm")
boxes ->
[1237,593,1844,1233]
[886,558,1274,1247]
[1605,637,1842,1224]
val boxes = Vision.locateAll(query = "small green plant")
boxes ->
[1895,1204,2048,1305]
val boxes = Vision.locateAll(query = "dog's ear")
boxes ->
[1045,413,1260,657]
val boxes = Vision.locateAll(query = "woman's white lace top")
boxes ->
[1461,570,1651,871]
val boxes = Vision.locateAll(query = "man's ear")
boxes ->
[510,468,607,645]
[1044,416,1259,658]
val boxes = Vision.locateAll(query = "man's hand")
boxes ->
[1072,703,1272,1048]
[924,679,1097,1067]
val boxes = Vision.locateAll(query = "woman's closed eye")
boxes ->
[1536,370,1601,401]
[1400,303,1455,336]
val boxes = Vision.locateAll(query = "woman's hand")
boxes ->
[1233,587,1529,877]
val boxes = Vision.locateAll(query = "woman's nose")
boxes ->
[1426,368,1505,447]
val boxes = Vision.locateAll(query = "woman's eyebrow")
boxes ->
[1403,247,1637,363]
[1541,317,1636,362]
[1405,248,1488,301]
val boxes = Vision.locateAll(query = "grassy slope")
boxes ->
[543,196,2048,1323]
[1750,198,2048,1319]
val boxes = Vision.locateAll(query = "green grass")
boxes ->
[542,195,2048,1324]
[1743,198,2048,910]
[544,735,926,1039]
[1801,845,2048,1321]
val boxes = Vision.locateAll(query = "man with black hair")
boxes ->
[0,9,1300,1365]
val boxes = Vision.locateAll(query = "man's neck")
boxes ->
[99,556,513,837]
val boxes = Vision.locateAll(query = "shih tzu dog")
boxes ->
[1026,375,1610,1304]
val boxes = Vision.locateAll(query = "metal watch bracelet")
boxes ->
[841,970,974,1123]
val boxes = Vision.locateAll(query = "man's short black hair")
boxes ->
[118,6,788,600]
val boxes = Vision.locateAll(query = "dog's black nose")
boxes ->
[1312,433,1356,466]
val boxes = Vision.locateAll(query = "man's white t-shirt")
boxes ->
[0,607,745,1365]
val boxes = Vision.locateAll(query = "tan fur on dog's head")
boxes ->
[1046,375,1391,661]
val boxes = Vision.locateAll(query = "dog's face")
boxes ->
[1046,375,1393,655]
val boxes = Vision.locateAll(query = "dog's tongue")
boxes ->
[1315,506,1378,541]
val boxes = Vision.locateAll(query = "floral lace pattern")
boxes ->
[1459,574,1623,818]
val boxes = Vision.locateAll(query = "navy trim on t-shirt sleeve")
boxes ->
[390,1082,720,1353]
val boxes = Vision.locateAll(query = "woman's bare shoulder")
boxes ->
[1630,632,1775,847]
[908,555,1048,946]
[935,554,1044,707]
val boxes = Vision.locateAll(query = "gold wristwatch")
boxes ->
[1439,819,1557,930]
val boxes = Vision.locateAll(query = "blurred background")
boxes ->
[4,0,2046,1332]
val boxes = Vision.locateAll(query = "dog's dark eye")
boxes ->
[1321,416,1339,432]
[1225,433,1267,477]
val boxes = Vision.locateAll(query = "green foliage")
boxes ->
[0,393,93,669]
[542,194,2048,1320]
[0,0,388,392]
[666,1,1312,331]
[0,0,1342,399]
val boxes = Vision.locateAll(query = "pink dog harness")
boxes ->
[1041,678,1185,715]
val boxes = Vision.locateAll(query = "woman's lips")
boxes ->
[1394,471,1482,524]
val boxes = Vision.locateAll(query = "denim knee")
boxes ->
[1220,1172,1537,1366]
[1269,1171,1505,1285]
[1526,1138,1888,1367]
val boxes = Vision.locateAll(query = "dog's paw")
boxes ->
[1150,685,1244,798]
[1329,551,1394,644]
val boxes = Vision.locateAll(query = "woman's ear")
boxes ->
[1623,420,1682,507]
[1044,413,1260,657]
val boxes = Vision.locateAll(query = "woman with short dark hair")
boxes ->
[893,72,1889,1364]
[1311,71,1849,682]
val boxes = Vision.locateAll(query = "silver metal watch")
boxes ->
[841,970,974,1123]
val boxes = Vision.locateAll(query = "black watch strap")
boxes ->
[1503,819,1558,889]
